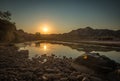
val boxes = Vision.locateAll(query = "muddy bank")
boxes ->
[0,45,120,81]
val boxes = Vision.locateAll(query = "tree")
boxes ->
[0,11,11,21]
[35,32,41,39]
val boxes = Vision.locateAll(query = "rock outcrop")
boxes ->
[74,53,118,74]
[0,19,16,42]
[42,27,120,41]
[73,53,120,81]
[0,19,40,43]
[61,27,120,41]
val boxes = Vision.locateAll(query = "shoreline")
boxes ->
[1,40,120,47]
[33,40,120,47]
[0,45,120,81]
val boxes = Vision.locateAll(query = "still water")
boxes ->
[17,41,120,63]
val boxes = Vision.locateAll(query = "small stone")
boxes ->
[77,75,84,80]
[82,77,90,81]
[70,71,81,76]
[43,73,61,80]
[90,76,103,81]
[42,75,48,80]
[60,77,68,81]
[45,68,57,73]
[68,76,77,81]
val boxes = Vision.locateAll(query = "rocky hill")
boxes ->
[41,27,120,41]
[0,19,40,43]
[57,27,120,41]
[0,11,41,43]
[0,19,16,42]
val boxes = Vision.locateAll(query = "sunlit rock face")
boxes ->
[74,53,118,74]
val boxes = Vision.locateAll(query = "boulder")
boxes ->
[108,69,120,81]
[71,62,94,74]
[74,53,118,74]
[18,50,29,58]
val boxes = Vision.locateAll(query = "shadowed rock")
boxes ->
[73,53,118,74]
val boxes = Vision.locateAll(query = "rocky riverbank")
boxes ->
[0,45,120,81]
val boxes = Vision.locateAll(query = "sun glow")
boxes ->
[43,26,48,33]
[38,23,52,34]
[43,27,48,32]
[43,45,47,51]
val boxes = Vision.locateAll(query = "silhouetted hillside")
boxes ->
[0,19,16,42]
[41,27,120,41]
[0,11,42,43]
[63,27,120,41]
[0,20,41,42]
[1,11,120,42]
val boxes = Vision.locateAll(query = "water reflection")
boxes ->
[35,42,40,47]
[43,44,47,51]
[17,41,120,63]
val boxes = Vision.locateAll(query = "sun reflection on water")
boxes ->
[43,44,47,51]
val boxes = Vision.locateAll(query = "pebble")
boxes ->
[82,77,90,81]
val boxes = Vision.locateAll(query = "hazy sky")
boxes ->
[0,0,120,34]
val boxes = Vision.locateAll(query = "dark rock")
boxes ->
[45,68,58,73]
[77,75,84,80]
[59,27,120,41]
[108,69,120,81]
[70,71,81,76]
[90,76,103,81]
[1,45,118,81]
[18,50,29,58]
[74,53,118,74]
[60,77,68,81]
[68,76,77,81]
[42,73,61,80]
[71,62,94,74]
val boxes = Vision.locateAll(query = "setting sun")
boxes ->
[43,26,48,32]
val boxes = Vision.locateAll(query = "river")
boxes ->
[16,41,120,63]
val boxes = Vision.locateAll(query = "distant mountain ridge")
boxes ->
[42,27,120,41]
[1,10,119,42]
[0,18,120,42]
[60,27,120,41]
